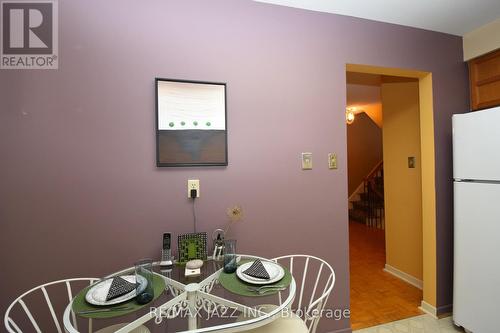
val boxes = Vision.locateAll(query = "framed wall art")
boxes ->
[155,78,228,167]
[177,232,208,263]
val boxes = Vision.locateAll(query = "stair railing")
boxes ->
[363,161,384,229]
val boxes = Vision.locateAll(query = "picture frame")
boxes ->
[155,78,228,167]
[177,232,208,263]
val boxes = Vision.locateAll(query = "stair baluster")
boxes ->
[349,161,384,229]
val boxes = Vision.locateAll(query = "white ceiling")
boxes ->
[253,0,500,36]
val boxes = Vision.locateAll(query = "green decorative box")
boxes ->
[177,232,207,263]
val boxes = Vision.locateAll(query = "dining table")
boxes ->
[63,255,296,333]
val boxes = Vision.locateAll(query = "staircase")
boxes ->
[349,162,385,229]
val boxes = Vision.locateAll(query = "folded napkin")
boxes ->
[106,276,137,301]
[243,259,270,280]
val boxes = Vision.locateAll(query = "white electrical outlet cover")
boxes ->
[187,179,200,198]
[302,153,313,170]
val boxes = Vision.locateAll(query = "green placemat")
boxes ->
[72,274,165,319]
[219,260,292,297]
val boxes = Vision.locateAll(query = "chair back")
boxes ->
[4,278,98,333]
[273,255,335,333]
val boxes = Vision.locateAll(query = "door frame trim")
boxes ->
[346,63,437,308]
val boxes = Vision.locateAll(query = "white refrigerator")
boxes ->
[453,106,500,333]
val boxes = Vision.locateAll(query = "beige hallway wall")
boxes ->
[347,112,383,196]
[382,81,423,280]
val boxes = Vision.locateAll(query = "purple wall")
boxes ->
[0,0,468,331]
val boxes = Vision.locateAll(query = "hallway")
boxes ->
[349,221,423,330]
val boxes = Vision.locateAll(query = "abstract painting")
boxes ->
[155,78,227,167]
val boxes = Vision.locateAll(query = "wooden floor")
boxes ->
[349,220,423,330]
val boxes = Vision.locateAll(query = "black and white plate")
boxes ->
[85,275,147,306]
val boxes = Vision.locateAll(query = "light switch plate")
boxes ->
[408,157,416,168]
[328,153,337,169]
[301,153,313,170]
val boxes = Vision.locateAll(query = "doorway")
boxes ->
[346,64,437,329]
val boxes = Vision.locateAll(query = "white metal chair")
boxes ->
[4,278,151,333]
[4,278,99,333]
[94,323,150,333]
[238,255,335,333]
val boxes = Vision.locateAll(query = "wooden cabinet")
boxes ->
[469,48,500,111]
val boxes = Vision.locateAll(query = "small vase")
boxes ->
[223,239,237,273]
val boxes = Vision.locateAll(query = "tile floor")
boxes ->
[353,314,465,333]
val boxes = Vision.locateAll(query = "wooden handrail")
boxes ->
[364,160,383,181]
[365,160,384,202]
[368,178,384,200]
[360,160,384,229]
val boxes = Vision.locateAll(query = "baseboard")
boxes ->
[437,304,452,317]
[327,328,352,333]
[419,300,438,318]
[383,264,423,290]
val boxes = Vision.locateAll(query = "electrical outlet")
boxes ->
[187,179,200,198]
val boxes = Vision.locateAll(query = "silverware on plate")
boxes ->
[247,284,286,291]
[246,285,287,295]
[251,287,286,295]
[76,306,133,315]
